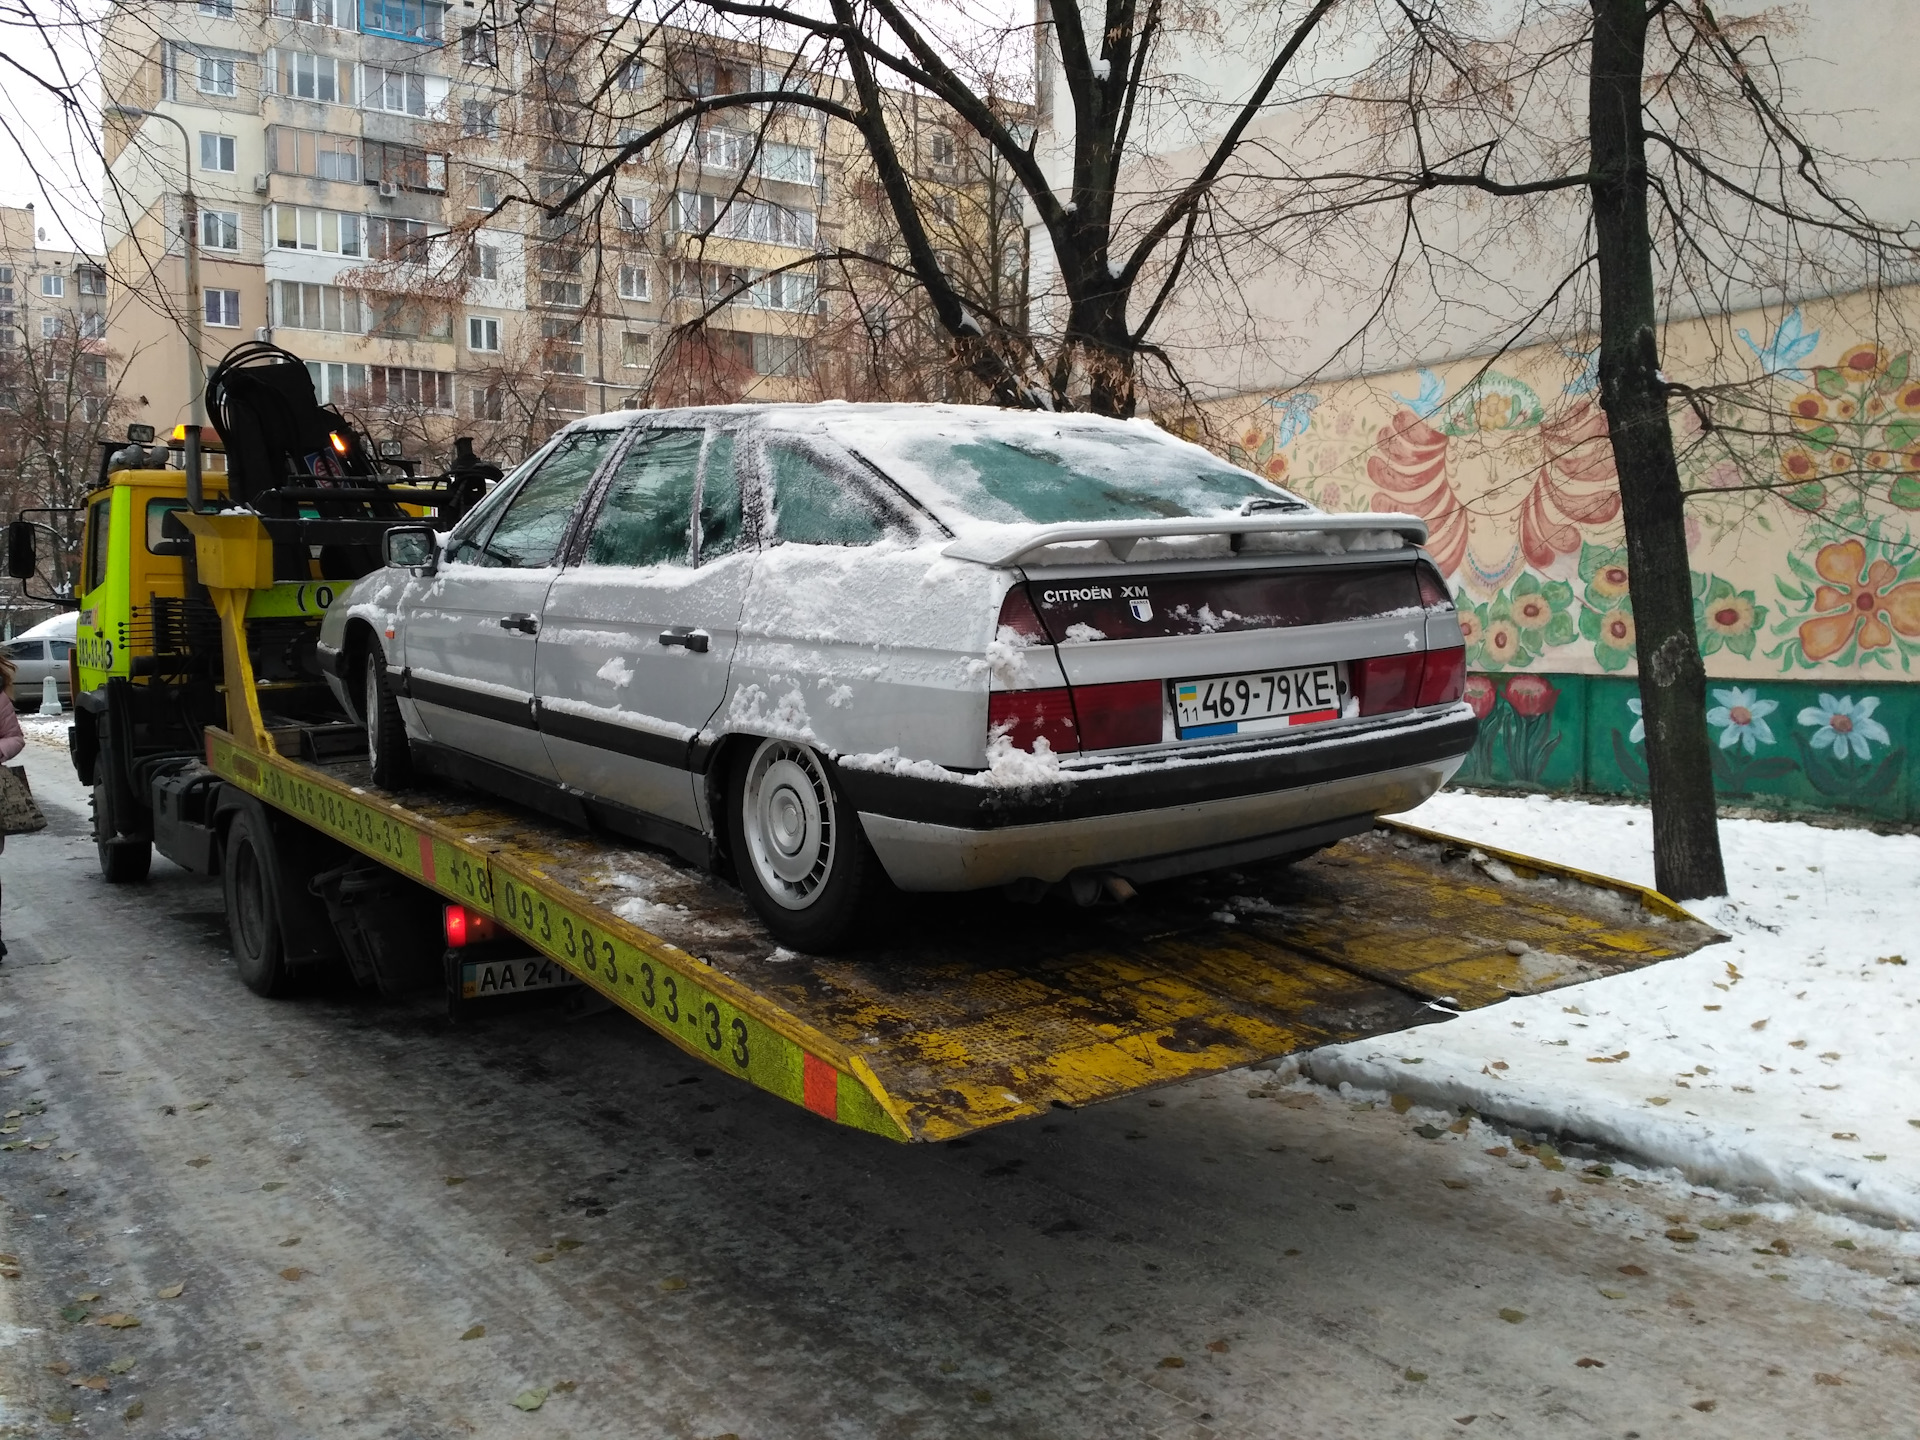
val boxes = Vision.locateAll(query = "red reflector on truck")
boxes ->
[1417,645,1467,706]
[988,688,1080,755]
[443,904,497,948]
[1072,680,1163,750]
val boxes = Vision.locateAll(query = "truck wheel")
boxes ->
[223,809,292,997]
[727,738,880,952]
[364,640,411,787]
[92,779,151,884]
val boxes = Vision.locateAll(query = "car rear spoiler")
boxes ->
[940,512,1431,568]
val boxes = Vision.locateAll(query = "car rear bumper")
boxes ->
[842,703,1475,890]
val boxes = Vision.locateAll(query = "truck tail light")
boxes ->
[1355,646,1470,716]
[443,904,497,948]
[988,688,1080,755]
[1072,680,1163,750]
[995,583,1050,643]
[1417,645,1467,706]
[1353,653,1424,716]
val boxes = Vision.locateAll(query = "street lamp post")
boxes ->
[106,103,209,511]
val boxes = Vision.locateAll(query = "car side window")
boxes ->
[584,429,704,568]
[50,641,73,659]
[4,641,43,661]
[766,441,899,547]
[456,431,614,568]
[698,431,742,562]
[84,495,112,595]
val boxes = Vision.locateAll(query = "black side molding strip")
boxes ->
[403,672,721,774]
[404,672,537,730]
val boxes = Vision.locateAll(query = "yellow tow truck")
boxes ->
[6,343,1722,1142]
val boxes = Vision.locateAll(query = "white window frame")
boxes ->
[467,315,500,351]
[618,264,649,301]
[200,209,242,251]
[467,242,498,280]
[40,274,64,298]
[204,288,242,328]
[77,313,108,340]
[200,132,237,172]
[460,99,497,139]
[196,55,238,97]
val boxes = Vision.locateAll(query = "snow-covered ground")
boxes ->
[1310,789,1920,1228]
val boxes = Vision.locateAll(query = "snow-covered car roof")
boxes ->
[14,610,76,642]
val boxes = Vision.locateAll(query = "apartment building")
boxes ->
[0,205,110,390]
[99,0,995,465]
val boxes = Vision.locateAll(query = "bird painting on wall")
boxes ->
[1736,307,1820,382]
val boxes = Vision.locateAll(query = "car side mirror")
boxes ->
[6,521,36,581]
[384,524,439,574]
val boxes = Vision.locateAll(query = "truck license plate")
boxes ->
[1174,663,1343,738]
[461,956,583,999]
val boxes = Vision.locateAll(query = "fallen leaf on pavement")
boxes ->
[1587,1052,1629,1064]
[59,1304,87,1323]
[187,1101,212,1112]
[555,1238,583,1252]
[1404,1369,1427,1382]
[1665,1228,1699,1243]
[1646,1097,1671,1107]
[1814,1373,1844,1386]
[71,1375,109,1392]
[1692,1399,1717,1412]
[1832,1239,1857,1250]
[107,1358,134,1374]
[123,1401,144,1421]
[1158,1356,1185,1368]
[461,1325,486,1341]
[279,1268,302,1282]
[1599,1289,1627,1299]
[46,1360,70,1375]
[278,1238,299,1247]
[1576,1358,1605,1368]
[261,1182,286,1192]
[659,1276,687,1292]
[512,1387,549,1411]
[1412,1124,1444,1140]
[57,1151,77,1161]
[45,1406,74,1424]
[446,1176,467,1186]
[1618,1264,1647,1276]
[1484,1146,1509,1157]
[1442,1179,1469,1190]
[92,1314,139,1329]
[1206,1339,1230,1353]
[1390,1094,1414,1114]
[157,1283,185,1300]
[1498,1309,1525,1324]
[185,1157,211,1169]
[551,1381,576,1393]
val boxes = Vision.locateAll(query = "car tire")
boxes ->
[93,778,151,884]
[727,737,881,952]
[364,639,411,787]
[223,808,292,998]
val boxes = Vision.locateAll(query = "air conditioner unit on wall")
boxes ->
[376,180,397,200]
[252,174,268,194]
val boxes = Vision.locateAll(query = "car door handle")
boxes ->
[499,613,539,635]
[658,627,710,653]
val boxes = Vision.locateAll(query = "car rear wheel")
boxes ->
[364,640,411,787]
[727,738,880,952]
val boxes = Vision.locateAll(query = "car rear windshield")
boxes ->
[851,420,1299,525]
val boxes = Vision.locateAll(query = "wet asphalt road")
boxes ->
[0,726,1916,1440]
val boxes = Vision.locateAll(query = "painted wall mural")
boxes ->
[1200,287,1920,819]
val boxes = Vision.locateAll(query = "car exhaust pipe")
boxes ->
[1067,872,1137,907]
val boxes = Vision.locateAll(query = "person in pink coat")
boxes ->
[0,652,23,959]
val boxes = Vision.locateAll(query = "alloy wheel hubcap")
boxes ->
[744,742,834,909]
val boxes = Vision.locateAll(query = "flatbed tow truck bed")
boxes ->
[206,728,1722,1143]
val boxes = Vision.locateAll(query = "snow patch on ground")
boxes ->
[1312,789,1920,1225]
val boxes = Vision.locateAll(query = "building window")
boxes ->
[541,317,583,373]
[365,67,443,117]
[271,205,362,256]
[272,50,350,103]
[41,315,62,339]
[76,266,107,296]
[273,280,365,332]
[204,288,242,328]
[305,360,367,404]
[366,295,451,340]
[199,0,236,15]
[196,55,238,97]
[83,355,108,381]
[614,196,648,232]
[546,386,586,415]
[272,0,342,24]
[460,26,496,65]
[540,280,584,308]
[752,333,808,377]
[267,127,358,182]
[199,133,237,172]
[467,315,500,351]
[200,209,241,251]
[929,130,955,169]
[933,193,957,223]
[672,190,815,247]
[692,128,815,186]
[362,140,445,192]
[469,170,500,211]
[77,313,108,339]
[40,274,64,298]
[617,56,645,91]
[362,0,446,43]
[460,100,497,138]
[367,366,453,411]
[618,264,649,301]
[751,269,816,312]
[466,242,497,280]
[366,215,434,263]
[620,330,650,368]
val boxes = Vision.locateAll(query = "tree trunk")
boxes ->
[1587,0,1727,899]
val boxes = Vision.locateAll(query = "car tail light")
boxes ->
[443,904,497,948]
[1353,653,1424,716]
[1072,680,1162,750]
[988,688,1080,754]
[1415,561,1453,608]
[995,583,1050,642]
[1417,645,1467,706]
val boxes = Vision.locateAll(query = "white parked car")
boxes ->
[5,610,76,704]
[320,405,1475,948]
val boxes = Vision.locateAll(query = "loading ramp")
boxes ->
[208,730,1723,1143]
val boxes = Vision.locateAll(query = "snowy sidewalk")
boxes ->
[1307,790,1920,1227]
